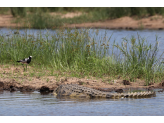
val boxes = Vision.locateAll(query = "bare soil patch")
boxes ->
[0,65,164,93]
[0,14,21,28]
[64,15,164,30]
[50,12,83,18]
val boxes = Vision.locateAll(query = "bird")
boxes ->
[17,56,32,71]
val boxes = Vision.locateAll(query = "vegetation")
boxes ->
[0,29,164,85]
[10,7,26,17]
[1,7,164,29]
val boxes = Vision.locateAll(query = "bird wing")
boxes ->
[17,57,28,62]
[24,58,29,61]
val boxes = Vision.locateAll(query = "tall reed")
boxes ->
[114,34,164,84]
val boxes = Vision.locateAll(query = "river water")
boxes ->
[1,28,164,116]
[0,90,164,116]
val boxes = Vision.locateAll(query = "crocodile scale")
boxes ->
[54,84,156,99]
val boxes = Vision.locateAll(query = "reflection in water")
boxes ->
[0,90,164,116]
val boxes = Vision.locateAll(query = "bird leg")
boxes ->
[22,64,25,71]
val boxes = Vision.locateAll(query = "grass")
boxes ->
[0,28,164,85]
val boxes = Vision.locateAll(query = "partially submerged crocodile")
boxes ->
[54,84,156,99]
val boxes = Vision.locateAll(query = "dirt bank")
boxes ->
[0,14,21,28]
[1,75,164,93]
[1,13,164,30]
[0,65,164,93]
[64,15,164,30]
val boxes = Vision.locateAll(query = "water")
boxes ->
[0,90,164,116]
[1,28,164,116]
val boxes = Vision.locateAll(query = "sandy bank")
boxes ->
[0,65,164,93]
[0,14,164,30]
[64,15,164,30]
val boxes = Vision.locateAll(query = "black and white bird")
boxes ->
[17,56,32,71]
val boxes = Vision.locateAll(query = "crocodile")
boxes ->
[54,84,156,99]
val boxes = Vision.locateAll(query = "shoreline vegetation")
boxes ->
[1,7,164,91]
[1,7,164,29]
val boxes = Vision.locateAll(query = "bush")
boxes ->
[10,7,26,17]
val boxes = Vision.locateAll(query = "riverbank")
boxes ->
[1,13,164,30]
[0,65,164,93]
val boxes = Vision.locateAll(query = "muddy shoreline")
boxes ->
[0,64,164,94]
[1,79,164,94]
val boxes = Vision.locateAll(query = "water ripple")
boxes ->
[0,91,164,116]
